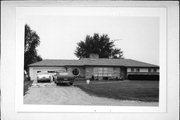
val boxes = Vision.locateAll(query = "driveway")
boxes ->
[24,81,158,106]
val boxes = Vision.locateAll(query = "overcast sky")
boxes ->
[25,15,159,65]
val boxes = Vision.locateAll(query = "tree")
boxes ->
[74,33,123,59]
[24,24,42,71]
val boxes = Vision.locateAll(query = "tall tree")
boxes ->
[74,33,123,59]
[24,24,42,71]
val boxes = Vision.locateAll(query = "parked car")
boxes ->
[37,72,51,83]
[53,71,74,85]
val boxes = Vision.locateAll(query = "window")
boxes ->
[136,68,140,72]
[72,68,80,76]
[93,68,98,73]
[99,68,103,73]
[108,73,112,76]
[153,68,157,72]
[94,73,98,77]
[148,68,157,72]
[93,67,114,77]
[37,71,41,73]
[131,68,134,72]
[103,68,108,74]
[148,68,154,72]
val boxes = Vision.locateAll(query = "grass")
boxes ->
[74,80,159,102]
[24,80,33,96]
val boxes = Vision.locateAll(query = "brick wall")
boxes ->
[85,67,93,79]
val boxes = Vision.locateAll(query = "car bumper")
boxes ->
[59,81,72,83]
[55,79,74,84]
[37,78,51,82]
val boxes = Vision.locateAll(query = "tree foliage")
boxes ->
[24,24,42,71]
[74,33,123,59]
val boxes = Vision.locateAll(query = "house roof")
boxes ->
[28,58,159,68]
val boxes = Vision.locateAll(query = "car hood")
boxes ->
[37,74,50,78]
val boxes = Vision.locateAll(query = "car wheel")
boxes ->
[69,82,73,86]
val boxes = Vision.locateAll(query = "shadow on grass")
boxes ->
[56,83,72,87]
[24,80,33,96]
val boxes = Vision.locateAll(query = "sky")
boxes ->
[25,15,159,65]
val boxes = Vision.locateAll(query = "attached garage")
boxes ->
[29,67,66,80]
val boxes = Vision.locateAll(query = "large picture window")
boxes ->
[93,67,114,77]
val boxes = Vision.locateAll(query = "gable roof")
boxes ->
[28,58,159,68]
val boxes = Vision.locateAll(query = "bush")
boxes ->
[128,75,159,81]
[24,75,30,81]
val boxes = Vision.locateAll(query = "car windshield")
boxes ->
[38,72,48,75]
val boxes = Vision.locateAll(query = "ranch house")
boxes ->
[28,54,159,81]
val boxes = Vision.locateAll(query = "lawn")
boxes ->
[74,80,159,102]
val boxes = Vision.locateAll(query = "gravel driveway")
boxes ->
[24,82,158,106]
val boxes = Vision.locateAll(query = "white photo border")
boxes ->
[15,6,167,113]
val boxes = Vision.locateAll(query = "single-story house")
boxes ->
[28,54,159,81]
